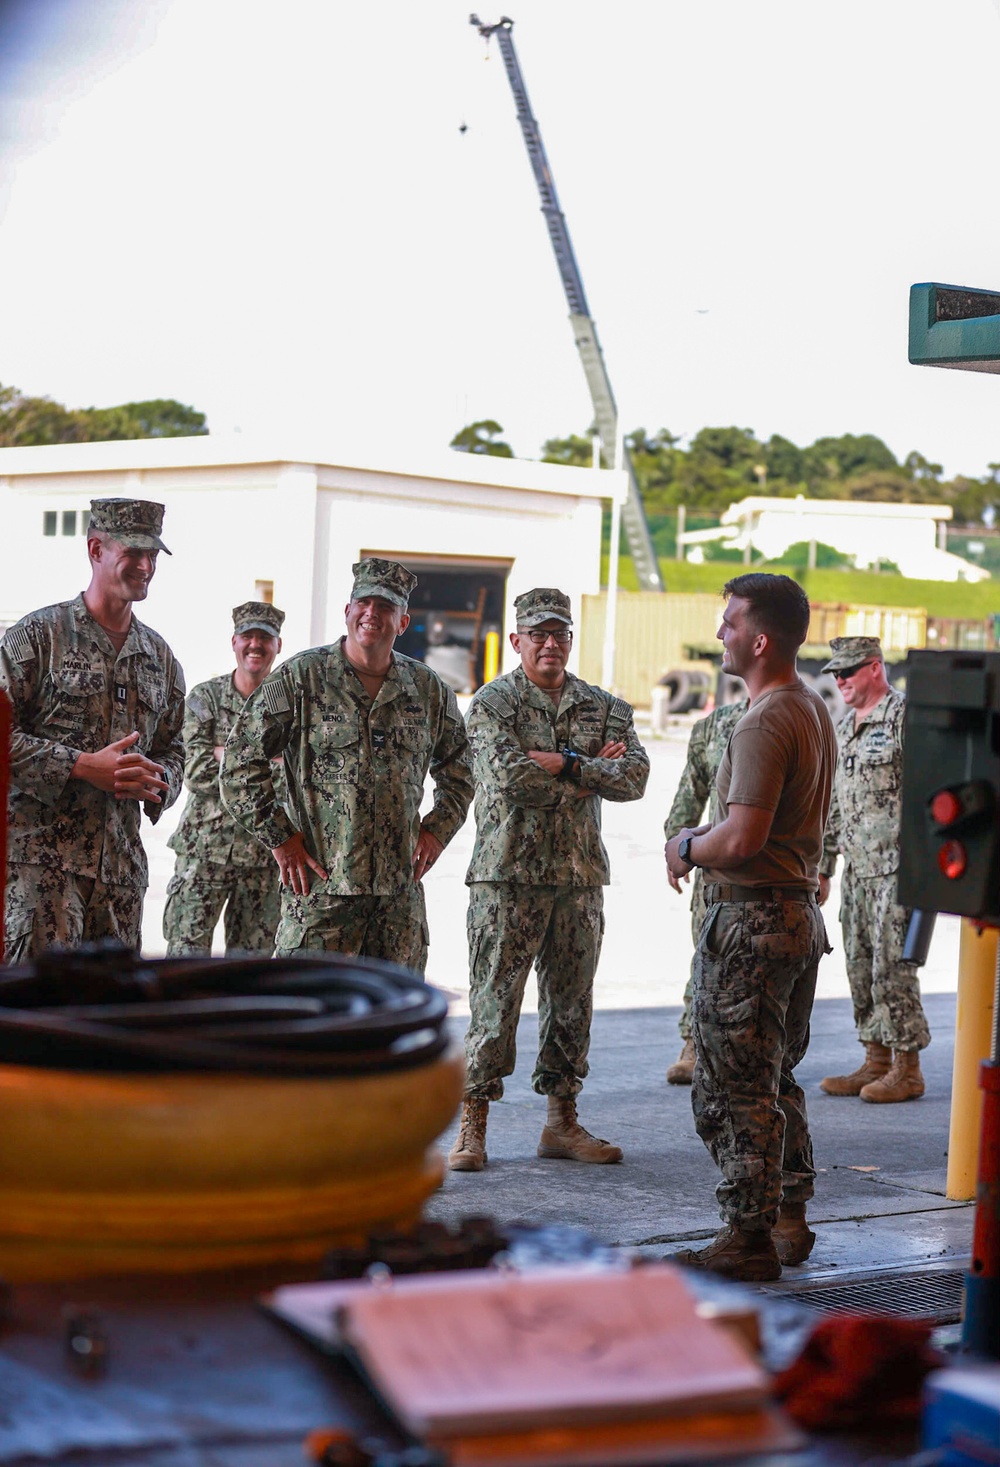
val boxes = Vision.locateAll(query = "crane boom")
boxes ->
[470,13,665,591]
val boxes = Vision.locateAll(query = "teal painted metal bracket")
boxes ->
[909,282,1000,373]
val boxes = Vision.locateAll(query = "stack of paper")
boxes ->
[268,1263,801,1465]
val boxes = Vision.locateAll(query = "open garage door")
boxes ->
[361,552,511,693]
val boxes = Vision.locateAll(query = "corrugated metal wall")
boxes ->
[926,616,995,650]
[838,604,926,651]
[579,592,721,700]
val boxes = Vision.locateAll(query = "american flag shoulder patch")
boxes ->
[478,685,516,719]
[262,680,290,716]
[609,697,632,722]
[3,626,33,663]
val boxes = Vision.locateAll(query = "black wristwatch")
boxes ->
[678,835,697,867]
[559,747,582,783]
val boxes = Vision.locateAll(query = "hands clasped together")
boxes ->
[74,730,169,804]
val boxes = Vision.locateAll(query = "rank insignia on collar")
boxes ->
[115,684,128,703]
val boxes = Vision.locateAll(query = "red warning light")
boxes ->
[938,840,967,880]
[931,790,963,826]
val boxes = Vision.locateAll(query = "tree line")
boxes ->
[5,387,994,531]
[451,420,1000,528]
[0,382,208,446]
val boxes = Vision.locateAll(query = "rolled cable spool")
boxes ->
[0,945,465,1281]
[0,947,451,1072]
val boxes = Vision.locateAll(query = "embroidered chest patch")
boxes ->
[864,727,892,752]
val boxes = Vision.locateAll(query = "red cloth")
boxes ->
[772,1314,942,1429]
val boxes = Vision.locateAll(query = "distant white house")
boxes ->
[680,495,990,583]
[0,436,624,692]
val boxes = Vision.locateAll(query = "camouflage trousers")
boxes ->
[163,857,281,957]
[840,867,931,1051]
[691,896,830,1231]
[676,868,707,1040]
[3,863,144,963]
[273,883,428,975]
[463,882,605,1102]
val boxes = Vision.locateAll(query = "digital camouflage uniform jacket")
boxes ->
[168,673,284,869]
[664,699,749,841]
[664,698,748,945]
[465,667,650,886]
[219,639,474,894]
[0,594,185,885]
[821,688,905,879]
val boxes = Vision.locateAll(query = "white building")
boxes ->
[682,495,990,583]
[0,437,623,691]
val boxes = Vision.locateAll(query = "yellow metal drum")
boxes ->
[0,1040,465,1280]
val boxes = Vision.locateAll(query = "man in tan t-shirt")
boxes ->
[665,572,836,1282]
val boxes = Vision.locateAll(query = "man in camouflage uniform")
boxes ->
[448,587,650,1173]
[664,697,748,1083]
[163,602,286,956]
[666,574,836,1281]
[220,559,473,971]
[1,498,185,961]
[818,636,930,1103]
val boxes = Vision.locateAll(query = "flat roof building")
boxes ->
[682,494,990,583]
[0,436,624,691]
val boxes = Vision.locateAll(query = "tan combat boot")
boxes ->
[819,1042,891,1096]
[671,1225,781,1282]
[773,1201,816,1266]
[666,1036,696,1086]
[448,1099,489,1171]
[537,1096,623,1164]
[860,1049,925,1103]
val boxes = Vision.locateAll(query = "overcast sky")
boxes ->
[3,0,1000,478]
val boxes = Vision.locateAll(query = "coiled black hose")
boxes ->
[0,944,450,1076]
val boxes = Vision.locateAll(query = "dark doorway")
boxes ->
[363,554,510,692]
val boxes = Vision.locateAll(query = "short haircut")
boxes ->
[722,573,810,657]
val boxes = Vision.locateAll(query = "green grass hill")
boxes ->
[602,557,1000,620]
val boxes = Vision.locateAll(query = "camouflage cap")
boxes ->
[350,557,417,609]
[514,587,573,628]
[89,498,171,555]
[232,601,285,637]
[821,635,883,673]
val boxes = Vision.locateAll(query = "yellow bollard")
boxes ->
[946,920,998,1200]
[483,630,500,685]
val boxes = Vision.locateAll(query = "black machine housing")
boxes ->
[898,649,1000,925]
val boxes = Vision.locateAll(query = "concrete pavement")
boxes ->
[428,990,972,1285]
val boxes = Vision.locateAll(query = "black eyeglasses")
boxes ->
[832,661,875,681]
[523,629,573,646]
